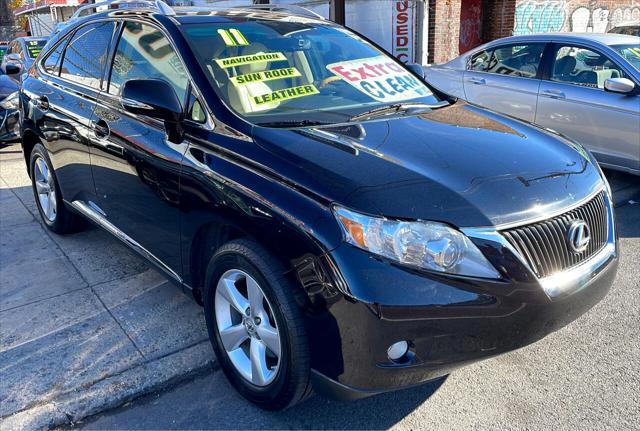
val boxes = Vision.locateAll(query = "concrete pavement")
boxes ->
[0,143,215,430]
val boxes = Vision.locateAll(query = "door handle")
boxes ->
[92,119,110,139]
[541,89,566,99]
[468,77,486,85]
[34,95,49,111]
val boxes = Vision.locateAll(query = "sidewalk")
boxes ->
[0,144,215,430]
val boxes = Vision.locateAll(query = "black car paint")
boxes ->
[19,10,616,398]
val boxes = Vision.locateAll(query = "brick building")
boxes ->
[428,0,640,64]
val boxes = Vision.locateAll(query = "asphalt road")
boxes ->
[76,183,640,431]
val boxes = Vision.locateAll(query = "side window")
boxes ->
[485,44,546,78]
[551,45,627,89]
[60,21,116,89]
[108,21,188,104]
[469,49,492,71]
[42,41,66,76]
[187,91,206,123]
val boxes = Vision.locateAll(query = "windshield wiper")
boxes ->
[256,120,330,128]
[349,101,449,122]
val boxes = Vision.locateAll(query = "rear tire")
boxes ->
[29,143,83,234]
[203,239,311,410]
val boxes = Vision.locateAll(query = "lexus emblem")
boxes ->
[567,220,591,253]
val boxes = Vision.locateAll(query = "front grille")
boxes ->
[501,191,608,278]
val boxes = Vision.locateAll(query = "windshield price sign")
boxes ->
[216,52,287,69]
[230,67,301,86]
[26,41,45,59]
[327,56,431,103]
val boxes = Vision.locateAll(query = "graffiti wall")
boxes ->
[459,0,483,53]
[514,0,640,35]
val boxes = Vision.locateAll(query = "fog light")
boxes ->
[387,340,409,362]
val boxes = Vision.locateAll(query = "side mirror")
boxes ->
[122,79,183,142]
[5,63,21,75]
[406,63,425,79]
[121,79,182,123]
[604,77,636,94]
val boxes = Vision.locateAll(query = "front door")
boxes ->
[89,20,190,278]
[464,43,547,123]
[536,44,640,173]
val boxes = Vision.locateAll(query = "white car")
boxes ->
[425,33,640,175]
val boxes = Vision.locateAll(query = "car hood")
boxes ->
[251,101,604,228]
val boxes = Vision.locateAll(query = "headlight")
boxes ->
[0,92,18,110]
[333,206,500,278]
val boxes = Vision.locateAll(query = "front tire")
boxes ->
[29,143,83,234]
[203,239,311,410]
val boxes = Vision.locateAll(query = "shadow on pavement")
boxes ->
[78,370,447,430]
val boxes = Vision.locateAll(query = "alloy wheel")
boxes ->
[33,156,57,222]
[214,269,281,386]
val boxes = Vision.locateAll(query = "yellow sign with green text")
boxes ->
[230,67,302,86]
[253,85,319,106]
[216,52,287,69]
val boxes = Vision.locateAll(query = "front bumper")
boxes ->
[304,195,618,399]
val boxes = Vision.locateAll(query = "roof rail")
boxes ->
[231,4,325,20]
[70,0,173,19]
[154,0,175,15]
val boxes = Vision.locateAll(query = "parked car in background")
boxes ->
[424,33,640,175]
[609,21,640,37]
[21,4,618,410]
[0,36,49,79]
[0,44,8,63]
[0,74,19,143]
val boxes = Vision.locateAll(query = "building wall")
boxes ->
[513,0,640,35]
[482,0,517,41]
[431,0,639,63]
[428,0,462,64]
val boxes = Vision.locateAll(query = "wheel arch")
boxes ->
[183,207,341,310]
[21,129,41,176]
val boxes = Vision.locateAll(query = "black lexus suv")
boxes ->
[19,2,618,410]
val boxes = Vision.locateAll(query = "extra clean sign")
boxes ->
[326,56,431,103]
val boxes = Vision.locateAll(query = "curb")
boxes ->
[0,341,216,430]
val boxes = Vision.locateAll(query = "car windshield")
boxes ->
[24,39,47,59]
[613,44,640,72]
[182,19,442,126]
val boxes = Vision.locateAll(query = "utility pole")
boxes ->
[330,0,345,24]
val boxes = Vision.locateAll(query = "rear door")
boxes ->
[22,21,117,204]
[89,20,190,278]
[536,43,640,173]
[463,42,547,122]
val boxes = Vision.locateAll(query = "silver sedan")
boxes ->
[425,33,640,175]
